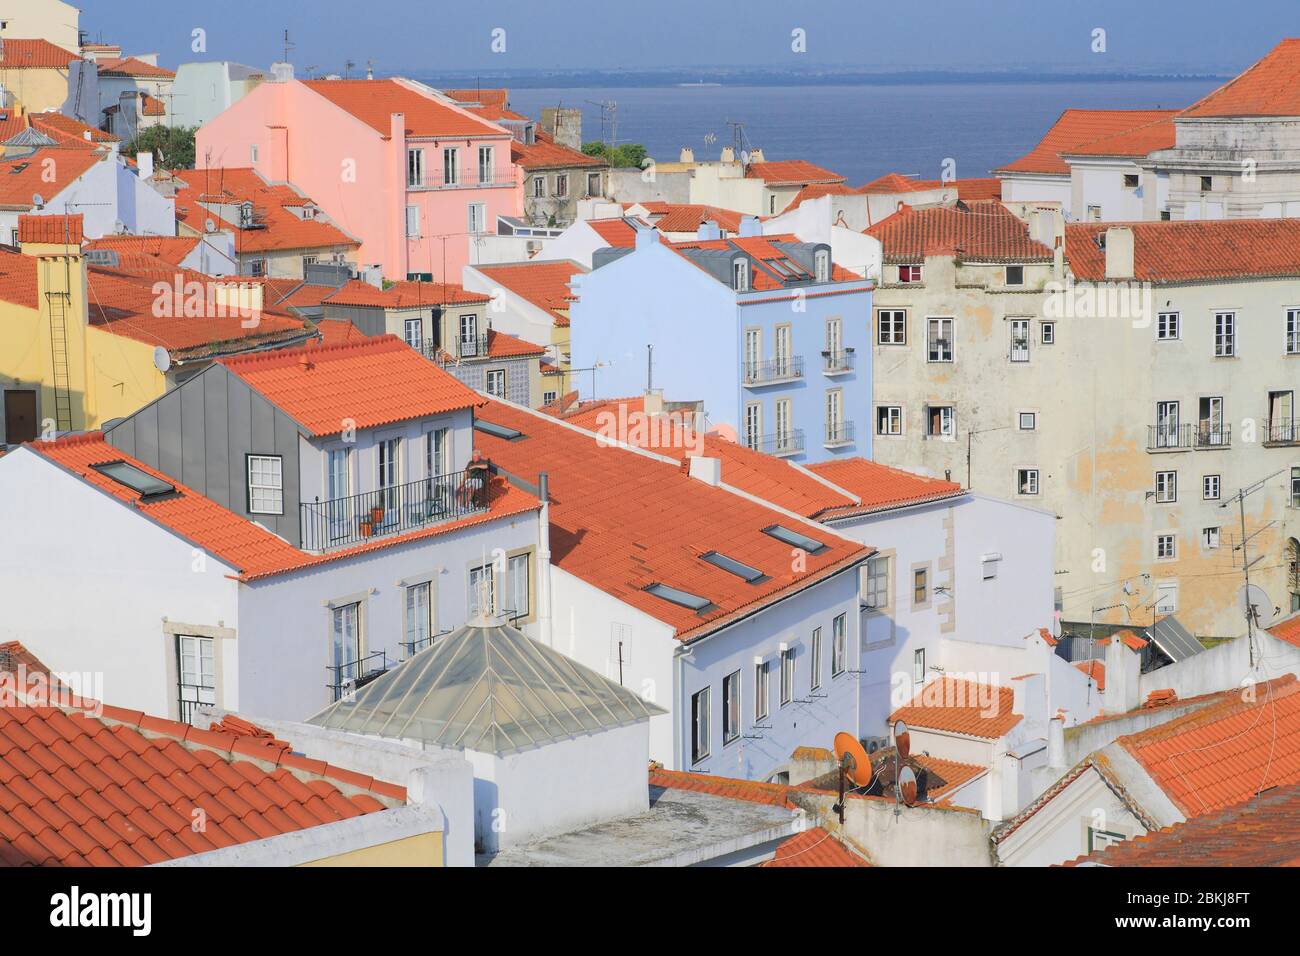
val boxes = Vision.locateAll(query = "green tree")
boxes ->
[581,141,649,169]
[122,125,198,170]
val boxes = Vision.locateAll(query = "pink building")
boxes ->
[196,78,523,282]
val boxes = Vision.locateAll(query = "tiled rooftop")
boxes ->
[890,677,1023,739]
[995,109,1179,175]
[324,278,489,309]
[472,260,586,326]
[745,160,845,186]
[866,202,1054,263]
[1066,218,1300,283]
[303,79,506,138]
[1181,38,1300,118]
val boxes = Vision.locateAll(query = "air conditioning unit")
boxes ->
[862,736,889,754]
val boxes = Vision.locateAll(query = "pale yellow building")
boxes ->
[0,0,81,54]
[0,37,81,113]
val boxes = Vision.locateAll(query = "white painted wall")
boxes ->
[996,766,1147,866]
[531,220,610,269]
[763,195,883,281]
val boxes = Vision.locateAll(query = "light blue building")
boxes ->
[569,219,872,463]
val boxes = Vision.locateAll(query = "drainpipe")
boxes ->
[537,472,553,647]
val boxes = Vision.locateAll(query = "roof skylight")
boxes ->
[762,524,827,554]
[699,550,766,583]
[644,582,715,612]
[474,419,524,441]
[90,460,176,500]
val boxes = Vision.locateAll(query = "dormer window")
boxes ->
[733,258,749,292]
[814,249,830,282]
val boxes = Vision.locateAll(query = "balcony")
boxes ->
[748,429,804,457]
[300,470,489,552]
[1194,423,1231,449]
[1147,423,1193,452]
[822,348,855,375]
[744,356,804,386]
[825,420,856,448]
[327,650,391,702]
[409,173,517,192]
[1265,418,1299,446]
[422,334,491,364]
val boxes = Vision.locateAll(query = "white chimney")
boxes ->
[679,147,694,164]
[1047,715,1066,770]
[136,151,154,179]
[1103,226,1134,279]
[720,146,735,164]
[696,220,721,241]
[634,223,658,250]
[1102,631,1142,715]
[270,61,295,83]
[739,215,762,238]
[688,456,722,487]
[749,147,765,164]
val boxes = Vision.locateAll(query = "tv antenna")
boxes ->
[344,59,356,79]
[282,29,294,64]
[1221,467,1288,666]
[586,99,618,147]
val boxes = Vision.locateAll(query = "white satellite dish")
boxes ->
[153,346,171,373]
[1239,584,1281,628]
[204,218,217,234]
[32,193,44,209]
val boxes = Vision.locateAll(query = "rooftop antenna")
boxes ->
[585,99,618,147]
[1222,467,1288,666]
[282,29,294,64]
[646,344,653,393]
[344,59,356,80]
[366,59,375,80]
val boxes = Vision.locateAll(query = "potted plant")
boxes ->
[369,504,385,525]
[359,518,374,538]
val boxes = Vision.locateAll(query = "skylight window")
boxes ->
[474,419,523,441]
[762,524,827,554]
[645,582,715,613]
[90,460,176,500]
[700,550,766,583]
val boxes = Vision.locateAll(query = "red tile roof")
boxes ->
[311,318,369,346]
[914,754,986,801]
[859,173,939,195]
[806,457,967,516]
[1117,674,1300,818]
[303,79,506,139]
[1065,783,1300,867]
[891,677,1023,739]
[27,112,118,146]
[585,217,645,247]
[324,278,489,309]
[173,167,359,254]
[17,213,83,246]
[84,234,200,265]
[472,399,871,641]
[513,133,606,171]
[1097,629,1148,651]
[444,88,510,108]
[1181,39,1300,118]
[472,260,586,327]
[95,56,174,79]
[669,233,861,290]
[0,39,81,69]
[484,329,545,357]
[866,202,1053,263]
[140,93,166,117]
[1063,115,1176,158]
[1270,613,1300,648]
[996,109,1179,175]
[650,204,746,234]
[0,249,37,308]
[27,431,538,581]
[1075,660,1105,691]
[0,650,402,866]
[0,148,101,209]
[746,160,845,187]
[649,767,804,808]
[1066,219,1300,283]
[762,826,869,867]
[790,182,862,206]
[219,335,482,437]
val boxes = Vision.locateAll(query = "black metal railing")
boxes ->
[825,420,856,446]
[300,470,489,552]
[822,348,855,373]
[1265,418,1299,445]
[399,629,453,659]
[177,686,214,724]
[743,356,804,385]
[747,429,804,456]
[1148,423,1193,451]
[1195,423,1231,448]
[327,650,390,701]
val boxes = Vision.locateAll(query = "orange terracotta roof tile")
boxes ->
[0,248,37,309]
[485,329,545,357]
[220,335,482,436]
[890,677,1022,739]
[140,93,166,117]
[1096,629,1148,651]
[303,79,506,138]
[1075,660,1105,691]
[95,56,174,79]
[1069,218,1300,283]
[28,112,118,146]
[746,160,845,186]
[649,768,802,807]
[84,234,200,266]
[650,204,746,233]
[473,260,586,326]
[1181,39,1300,118]
[789,183,862,208]
[806,457,966,516]
[0,39,81,69]
[17,213,83,246]
[444,88,509,108]
[324,278,489,309]
[1117,674,1300,818]
[1064,783,1300,866]
[859,173,938,195]
[513,134,606,171]
[866,202,1053,263]
[1038,627,1059,648]
[474,399,871,641]
[996,109,1179,175]
[1270,613,1300,648]
[1064,115,1176,158]
[585,217,646,247]
[913,754,985,801]
[0,693,402,866]
[762,826,869,867]
[0,148,101,208]
[311,318,369,346]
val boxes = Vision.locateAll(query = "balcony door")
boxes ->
[377,438,400,523]
[743,328,761,382]
[176,634,215,722]
[1156,400,1180,448]
[459,314,480,357]
[327,448,351,541]
[1270,390,1295,442]
[331,603,362,694]
[1199,396,1224,446]
[774,325,792,377]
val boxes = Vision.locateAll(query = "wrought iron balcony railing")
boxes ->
[822,348,855,374]
[1265,418,1299,446]
[300,470,489,552]
[743,356,804,385]
[1148,423,1193,451]
[747,429,805,457]
[327,650,390,702]
[1195,424,1231,449]
[825,420,856,446]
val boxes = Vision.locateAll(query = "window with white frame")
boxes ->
[1155,470,1177,503]
[443,147,459,185]
[779,647,795,706]
[459,313,480,355]
[754,660,770,721]
[1157,312,1180,340]
[775,398,792,449]
[877,405,903,436]
[426,427,449,478]
[468,202,485,235]
[404,582,432,653]
[1201,527,1221,550]
[543,390,558,406]
[250,144,259,164]
[555,173,568,198]
[899,264,922,283]
[913,648,926,684]
[1156,533,1177,560]
[814,249,830,282]
[831,613,847,676]
[405,205,420,238]
[1041,321,1055,345]
[249,257,267,277]
[1019,411,1037,430]
[878,309,907,345]
[825,389,845,443]
[1214,311,1236,357]
[331,602,362,682]
[733,258,750,291]
[468,562,495,617]
[863,554,890,609]
[532,176,544,198]
[1203,474,1221,501]
[926,404,954,438]
[478,146,494,183]
[1017,468,1039,495]
[247,455,283,514]
[1010,318,1030,362]
[1287,308,1299,355]
[743,327,761,380]
[1154,582,1178,614]
[744,402,762,449]
[176,634,216,717]
[928,317,953,362]
[404,317,423,351]
[691,687,710,762]
[507,552,530,621]
[810,628,823,691]
[407,148,425,187]
[722,670,741,744]
[486,368,507,398]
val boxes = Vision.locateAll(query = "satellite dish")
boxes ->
[153,346,171,373]
[833,730,873,788]
[32,193,45,209]
[1239,584,1281,628]
[897,765,918,807]
[893,719,911,760]
[204,218,217,234]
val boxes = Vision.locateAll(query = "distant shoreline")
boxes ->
[404,69,1229,90]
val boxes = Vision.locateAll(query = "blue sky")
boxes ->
[78,0,1296,74]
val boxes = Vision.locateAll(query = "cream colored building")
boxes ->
[0,0,80,54]
[867,202,1300,638]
